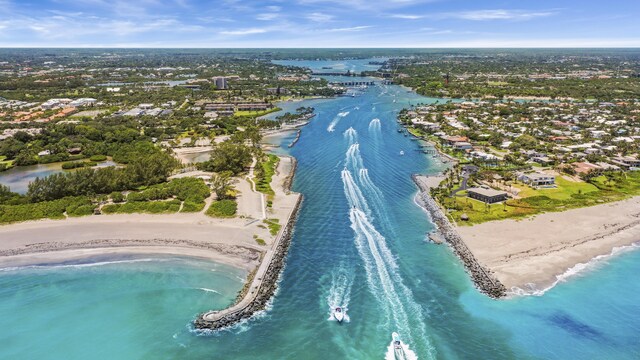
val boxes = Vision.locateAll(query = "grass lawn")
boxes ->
[407,126,426,137]
[445,196,535,225]
[514,176,599,200]
[234,107,281,118]
[448,172,640,225]
[590,172,640,195]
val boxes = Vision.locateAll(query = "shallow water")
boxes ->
[0,160,116,194]
[0,60,639,359]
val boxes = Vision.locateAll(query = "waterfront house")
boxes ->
[467,187,509,204]
[518,172,556,187]
[453,141,473,151]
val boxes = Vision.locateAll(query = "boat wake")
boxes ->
[198,288,221,294]
[369,118,381,132]
[345,143,364,171]
[327,266,354,322]
[341,143,435,359]
[343,127,358,144]
[327,111,350,132]
[385,339,418,360]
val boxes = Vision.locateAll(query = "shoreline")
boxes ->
[458,196,640,294]
[194,155,302,330]
[412,174,507,298]
[0,240,261,271]
[0,148,302,331]
[413,173,640,297]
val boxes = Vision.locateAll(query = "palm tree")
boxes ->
[210,173,232,200]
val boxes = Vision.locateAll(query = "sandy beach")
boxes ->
[457,196,640,293]
[0,155,301,273]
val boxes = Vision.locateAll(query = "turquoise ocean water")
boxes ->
[0,59,639,359]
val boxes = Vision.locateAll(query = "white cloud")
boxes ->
[326,25,372,32]
[219,28,268,35]
[440,9,556,21]
[306,12,334,22]
[390,14,423,20]
[256,13,279,21]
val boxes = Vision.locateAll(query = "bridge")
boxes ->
[312,72,361,76]
[330,81,375,86]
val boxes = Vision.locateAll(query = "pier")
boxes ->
[412,174,506,298]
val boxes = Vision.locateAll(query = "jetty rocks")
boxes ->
[412,175,507,299]
[194,195,303,331]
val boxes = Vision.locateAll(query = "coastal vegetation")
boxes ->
[0,196,93,224]
[255,154,279,195]
[206,199,237,218]
[263,218,281,236]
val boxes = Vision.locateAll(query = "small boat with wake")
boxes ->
[399,151,405,156]
[392,332,407,360]
[332,307,345,322]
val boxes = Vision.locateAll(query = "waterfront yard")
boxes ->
[447,172,640,225]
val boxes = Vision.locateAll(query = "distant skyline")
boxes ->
[0,0,639,48]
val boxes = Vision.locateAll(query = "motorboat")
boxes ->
[333,307,345,322]
[392,332,407,360]
[399,151,405,156]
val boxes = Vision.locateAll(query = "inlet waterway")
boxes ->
[1,60,639,359]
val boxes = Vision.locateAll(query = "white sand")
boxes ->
[458,196,640,292]
[0,155,301,271]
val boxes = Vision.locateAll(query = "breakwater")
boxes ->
[412,174,506,298]
[283,157,297,193]
[288,129,301,148]
[195,194,303,330]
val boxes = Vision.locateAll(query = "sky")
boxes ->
[0,0,638,47]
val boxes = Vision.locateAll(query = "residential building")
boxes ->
[518,172,556,187]
[467,187,509,204]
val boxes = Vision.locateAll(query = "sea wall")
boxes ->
[412,174,507,298]
[194,194,303,330]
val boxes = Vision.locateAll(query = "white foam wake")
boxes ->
[385,340,419,360]
[343,127,358,144]
[369,118,381,131]
[345,143,364,171]
[198,288,221,294]
[342,167,435,359]
[327,266,354,322]
[327,111,350,132]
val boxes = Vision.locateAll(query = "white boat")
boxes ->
[333,307,345,322]
[392,332,407,360]
[399,151,405,156]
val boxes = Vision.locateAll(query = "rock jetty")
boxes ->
[194,194,303,331]
[413,174,507,298]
